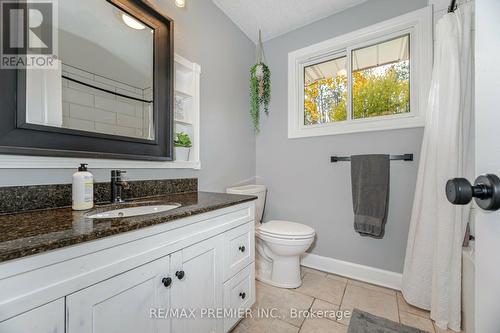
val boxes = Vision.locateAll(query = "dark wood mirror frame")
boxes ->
[0,0,174,161]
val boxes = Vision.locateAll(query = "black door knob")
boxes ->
[239,292,246,299]
[175,270,185,280]
[446,178,473,205]
[162,277,172,287]
[239,246,246,253]
[446,174,500,211]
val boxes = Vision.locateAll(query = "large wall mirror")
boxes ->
[0,0,174,160]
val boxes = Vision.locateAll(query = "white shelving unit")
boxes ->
[173,54,201,169]
[0,54,201,169]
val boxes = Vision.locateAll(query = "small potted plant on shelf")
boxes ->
[174,132,192,161]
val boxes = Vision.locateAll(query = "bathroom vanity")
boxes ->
[0,189,256,333]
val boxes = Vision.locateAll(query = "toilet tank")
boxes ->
[226,185,267,224]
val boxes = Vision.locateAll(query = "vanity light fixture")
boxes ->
[122,13,146,30]
[175,0,186,8]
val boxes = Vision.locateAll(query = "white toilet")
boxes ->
[227,185,315,288]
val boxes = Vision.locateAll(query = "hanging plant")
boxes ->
[250,30,271,132]
[250,62,271,132]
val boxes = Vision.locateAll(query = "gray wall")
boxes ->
[0,0,256,192]
[256,0,428,273]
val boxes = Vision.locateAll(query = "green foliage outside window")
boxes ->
[304,73,347,124]
[304,61,410,125]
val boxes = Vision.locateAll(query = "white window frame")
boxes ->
[288,6,433,139]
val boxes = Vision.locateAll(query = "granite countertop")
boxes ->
[0,192,256,263]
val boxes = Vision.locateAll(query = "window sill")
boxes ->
[288,115,425,139]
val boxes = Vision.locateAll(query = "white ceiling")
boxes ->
[212,0,368,43]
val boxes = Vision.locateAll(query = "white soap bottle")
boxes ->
[72,163,94,210]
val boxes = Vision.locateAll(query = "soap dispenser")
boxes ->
[72,163,94,210]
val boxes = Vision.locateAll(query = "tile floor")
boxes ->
[231,266,456,333]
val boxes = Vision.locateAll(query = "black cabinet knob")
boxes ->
[446,174,500,211]
[175,270,185,280]
[162,277,172,288]
[239,292,246,299]
[239,246,246,253]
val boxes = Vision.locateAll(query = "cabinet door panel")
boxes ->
[171,235,224,333]
[66,256,171,333]
[0,298,64,333]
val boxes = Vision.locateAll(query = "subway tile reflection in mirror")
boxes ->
[25,0,155,140]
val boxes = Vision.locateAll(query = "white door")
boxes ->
[66,255,171,333]
[170,235,224,333]
[474,1,500,331]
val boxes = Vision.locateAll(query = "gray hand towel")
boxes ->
[350,154,390,238]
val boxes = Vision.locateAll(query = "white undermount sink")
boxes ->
[86,204,181,219]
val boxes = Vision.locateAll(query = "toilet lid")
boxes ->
[258,220,315,237]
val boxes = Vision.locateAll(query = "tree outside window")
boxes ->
[304,35,410,125]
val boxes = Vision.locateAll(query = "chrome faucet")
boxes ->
[111,170,130,203]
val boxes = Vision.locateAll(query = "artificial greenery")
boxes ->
[174,132,192,148]
[250,62,271,132]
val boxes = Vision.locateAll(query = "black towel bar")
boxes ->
[330,154,413,163]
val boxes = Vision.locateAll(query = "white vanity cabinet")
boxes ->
[67,236,224,333]
[0,202,255,333]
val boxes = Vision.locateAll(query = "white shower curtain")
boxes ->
[401,3,474,331]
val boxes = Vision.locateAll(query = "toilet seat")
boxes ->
[257,220,315,240]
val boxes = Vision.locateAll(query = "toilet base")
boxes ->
[255,274,302,289]
[255,248,303,289]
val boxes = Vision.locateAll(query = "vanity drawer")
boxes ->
[223,263,255,332]
[223,222,254,281]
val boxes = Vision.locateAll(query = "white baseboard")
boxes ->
[301,253,402,291]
